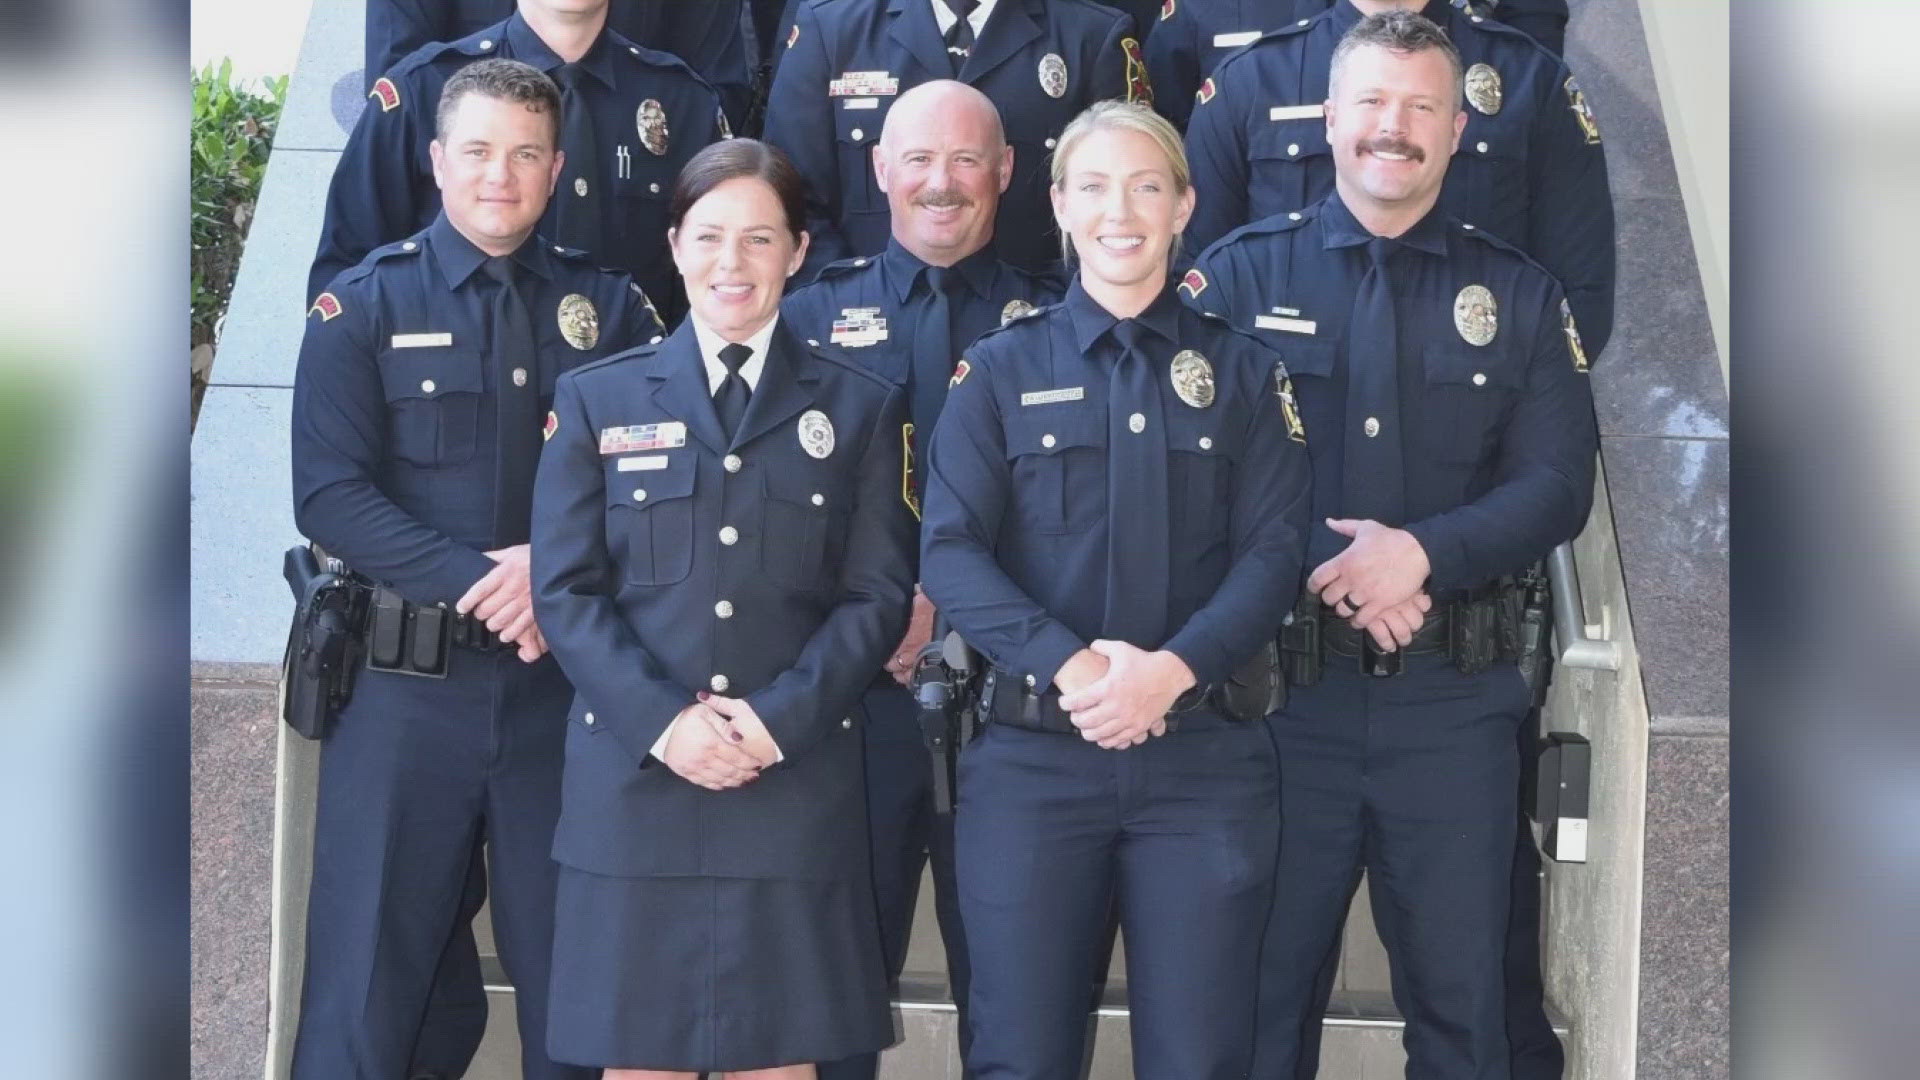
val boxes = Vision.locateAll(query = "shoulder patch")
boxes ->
[949,357,971,389]
[1561,298,1590,373]
[1273,364,1306,444]
[308,292,342,321]
[1178,268,1208,299]
[716,105,733,139]
[1196,76,1217,105]
[543,410,559,441]
[1160,0,1175,19]
[1122,37,1153,106]
[1565,76,1601,144]
[369,77,400,113]
[901,422,920,520]
[787,22,800,49]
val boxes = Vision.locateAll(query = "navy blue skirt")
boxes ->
[545,869,894,1071]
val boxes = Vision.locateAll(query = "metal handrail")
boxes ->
[1548,542,1622,670]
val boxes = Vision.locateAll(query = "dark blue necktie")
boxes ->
[1341,236,1406,525]
[715,342,753,443]
[484,256,540,546]
[554,63,602,252]
[1102,320,1170,646]
[944,0,980,73]
[909,265,963,478]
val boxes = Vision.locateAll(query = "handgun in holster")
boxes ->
[1279,590,1322,688]
[1210,640,1286,720]
[280,544,369,740]
[1514,560,1555,709]
[911,618,979,815]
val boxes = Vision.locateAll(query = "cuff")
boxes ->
[1021,623,1089,693]
[1401,519,1459,595]
[1162,624,1228,689]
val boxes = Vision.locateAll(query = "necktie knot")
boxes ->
[483,255,516,287]
[1113,319,1148,356]
[946,0,979,23]
[718,342,753,378]
[555,62,583,94]
[925,265,965,297]
[1366,235,1395,269]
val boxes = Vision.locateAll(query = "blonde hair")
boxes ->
[1047,100,1192,267]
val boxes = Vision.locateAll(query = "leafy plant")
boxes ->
[190,59,286,361]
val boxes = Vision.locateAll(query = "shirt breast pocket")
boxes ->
[1005,408,1106,535]
[606,455,697,586]
[1419,343,1520,467]
[1274,338,1338,454]
[835,103,889,220]
[761,462,851,590]
[1249,119,1329,218]
[1166,412,1236,572]
[1446,118,1529,235]
[615,167,673,243]
[378,348,483,468]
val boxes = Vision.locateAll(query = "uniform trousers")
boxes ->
[290,644,590,1080]
[819,680,974,1080]
[1251,656,1529,1080]
[957,715,1278,1080]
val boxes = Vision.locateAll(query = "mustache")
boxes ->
[915,187,973,210]
[1359,137,1424,160]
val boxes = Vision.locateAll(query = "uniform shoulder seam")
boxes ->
[803,342,899,393]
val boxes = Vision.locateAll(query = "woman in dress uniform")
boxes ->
[919,101,1312,1079]
[530,138,917,1079]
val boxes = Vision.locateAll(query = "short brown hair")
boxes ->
[434,58,562,146]
[1330,11,1465,110]
[669,138,809,241]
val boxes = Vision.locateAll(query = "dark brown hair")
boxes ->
[1331,11,1465,109]
[434,58,562,145]
[668,138,809,241]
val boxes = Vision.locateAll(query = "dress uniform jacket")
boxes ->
[366,0,758,129]
[313,12,727,319]
[530,317,917,882]
[763,0,1149,278]
[1182,0,1613,355]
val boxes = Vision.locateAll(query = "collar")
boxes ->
[427,213,556,290]
[1317,189,1450,257]
[691,313,779,393]
[1063,277,1185,355]
[930,0,997,36]
[1331,0,1455,34]
[504,11,616,88]
[881,238,1002,304]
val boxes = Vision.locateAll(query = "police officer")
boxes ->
[366,0,762,132]
[530,138,916,1076]
[1182,0,1612,357]
[921,100,1311,1080]
[317,0,728,325]
[290,59,664,1080]
[1146,0,1568,131]
[763,0,1152,279]
[1180,14,1597,1078]
[781,79,1061,1080]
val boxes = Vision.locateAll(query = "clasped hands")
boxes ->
[659,693,782,791]
[1055,641,1195,750]
[1308,518,1433,651]
[455,544,547,662]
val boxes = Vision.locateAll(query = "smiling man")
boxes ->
[780,78,1060,1080]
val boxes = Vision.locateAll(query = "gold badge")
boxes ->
[1170,350,1215,409]
[637,98,670,156]
[1453,285,1498,347]
[1178,268,1208,299]
[1122,37,1152,106]
[1465,63,1502,116]
[1561,298,1589,372]
[558,294,600,350]
[798,409,835,459]
[1001,299,1035,325]
[901,422,920,520]
[1038,53,1068,99]
[1565,76,1601,144]
[950,358,971,389]
[543,410,559,441]
[716,105,733,140]
[1274,366,1306,444]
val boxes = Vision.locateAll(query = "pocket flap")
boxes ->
[379,349,483,401]
[1423,343,1519,388]
[1006,405,1107,456]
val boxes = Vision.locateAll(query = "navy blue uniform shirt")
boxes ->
[313,12,727,319]
[292,213,664,608]
[1182,0,1612,356]
[782,239,1064,516]
[763,0,1149,278]
[920,278,1311,692]
[1183,190,1596,592]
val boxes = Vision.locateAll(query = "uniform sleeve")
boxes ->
[364,0,452,94]
[1183,65,1251,254]
[308,74,430,303]
[920,354,1088,690]
[1162,356,1312,685]
[747,386,917,761]
[761,3,853,272]
[1145,4,1200,130]
[290,292,496,606]
[529,374,697,767]
[1403,283,1597,591]
[610,277,668,349]
[1525,60,1614,359]
[1496,0,1568,56]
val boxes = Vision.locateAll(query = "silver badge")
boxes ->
[1170,350,1215,409]
[558,294,599,350]
[1001,299,1035,325]
[1038,53,1069,99]
[798,409,835,459]
[637,98,670,156]
[1453,285,1498,347]
[574,177,589,197]
[1465,63,1502,116]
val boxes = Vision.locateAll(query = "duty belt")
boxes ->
[362,585,509,678]
[1311,584,1519,678]
[979,666,1196,735]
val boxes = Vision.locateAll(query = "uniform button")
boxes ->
[715,600,734,619]
[1288,211,1302,220]
[512,367,527,387]
[1129,412,1146,434]
[632,487,647,502]
[584,711,595,725]
[723,453,742,472]
[628,45,640,55]
[1287,142,1300,156]
[1476,141,1489,154]
[575,177,589,196]
[1462,223,1476,231]
[648,182,660,194]
[1364,417,1381,438]
[1198,436,1213,450]
[842,717,854,729]
[1041,433,1056,448]
[719,526,739,545]
[402,241,417,251]
[850,127,864,141]
[811,492,825,507]
[649,335,663,344]
[853,258,868,267]
[1025,673,1037,688]
[807,338,820,346]
[1297,18,1309,25]
[479,38,494,49]
[421,379,436,393]
[554,244,566,253]
[1472,372,1487,387]
[1471,14,1484,21]
[1045,137,1057,149]
[710,674,730,693]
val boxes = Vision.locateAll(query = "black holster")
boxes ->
[1210,641,1286,721]
[1514,560,1555,707]
[911,624,978,815]
[1279,591,1322,687]
[279,545,368,740]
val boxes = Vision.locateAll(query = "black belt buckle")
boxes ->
[1362,637,1403,678]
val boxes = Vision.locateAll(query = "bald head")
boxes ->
[873,79,1014,265]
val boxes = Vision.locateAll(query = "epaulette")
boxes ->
[797,337,900,394]
[545,241,593,261]
[570,339,664,379]
[606,30,719,91]
[966,300,1062,351]
[1251,11,1323,48]
[1451,216,1558,281]
[813,255,882,282]
[1216,203,1317,247]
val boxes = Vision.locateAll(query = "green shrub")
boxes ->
[191,60,286,355]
